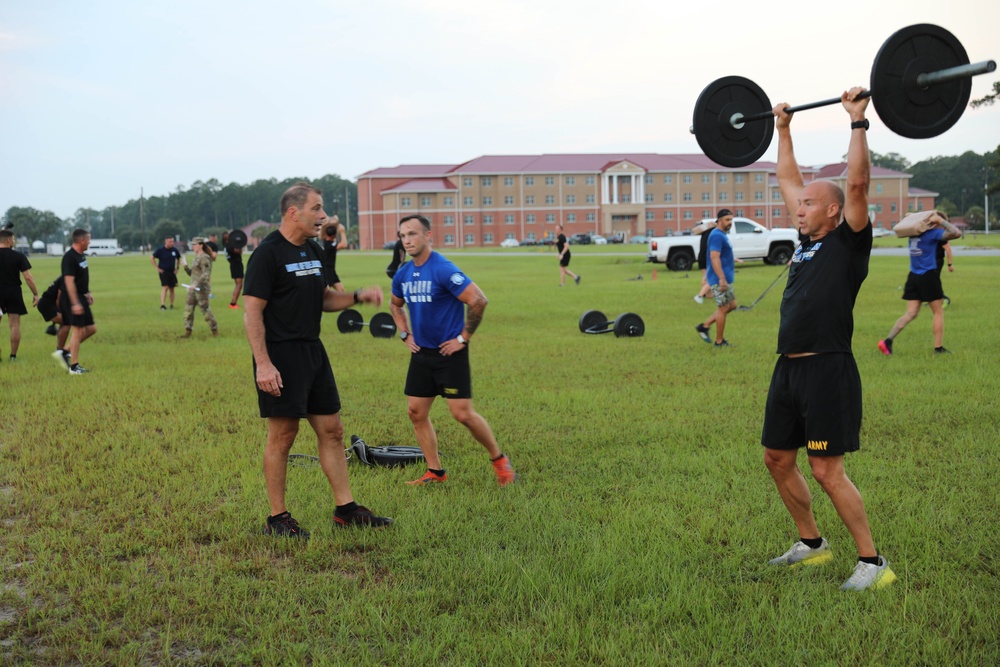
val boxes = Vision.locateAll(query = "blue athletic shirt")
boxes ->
[909,227,944,275]
[705,228,735,285]
[391,251,470,348]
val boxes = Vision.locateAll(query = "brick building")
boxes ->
[356,154,936,250]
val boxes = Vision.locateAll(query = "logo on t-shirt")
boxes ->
[284,260,322,276]
[450,273,465,286]
[794,242,822,262]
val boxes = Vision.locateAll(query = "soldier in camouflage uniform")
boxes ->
[181,237,218,337]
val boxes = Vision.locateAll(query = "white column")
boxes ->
[612,175,619,204]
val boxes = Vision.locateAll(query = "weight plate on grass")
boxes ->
[871,24,971,139]
[613,312,645,338]
[692,75,774,168]
[369,312,397,338]
[337,308,363,333]
[579,310,607,333]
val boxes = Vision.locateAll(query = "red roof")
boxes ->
[381,178,458,194]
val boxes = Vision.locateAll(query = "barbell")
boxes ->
[226,229,248,253]
[691,24,996,168]
[336,309,398,338]
[579,310,645,338]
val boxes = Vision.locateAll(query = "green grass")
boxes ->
[2,250,998,665]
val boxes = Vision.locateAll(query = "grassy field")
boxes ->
[2,247,998,665]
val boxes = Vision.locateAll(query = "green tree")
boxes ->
[150,219,186,246]
[1,206,64,242]
[252,224,278,241]
[970,81,999,108]
[964,205,985,230]
[937,198,959,218]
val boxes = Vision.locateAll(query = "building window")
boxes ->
[719,192,729,201]
[702,174,711,184]
[683,193,692,201]
[754,191,763,201]
[702,209,711,218]
[702,192,711,201]
[565,176,575,185]
[645,175,654,184]
[645,193,653,203]
[526,214,536,223]
[463,197,473,206]
[735,209,744,217]
[525,232,536,241]
[774,208,782,217]
[567,213,576,222]
[566,195,576,204]
[545,176,554,186]
[504,196,514,205]
[444,234,455,245]
[664,193,673,202]
[683,175,692,184]
[465,233,475,244]
[483,215,493,225]
[683,211,693,220]
[735,192,745,201]
[586,175,595,185]
[586,194,595,204]
[483,197,492,206]
[891,202,897,212]
[755,208,763,218]
[877,183,883,194]
[736,174,745,184]
[443,196,454,206]
[586,212,596,222]
[646,211,654,221]
[401,197,412,207]
[545,195,555,204]
[664,175,673,184]
[621,195,631,203]
[484,233,494,244]
[481,177,492,187]
[463,178,472,187]
[773,191,782,202]
[525,176,535,186]
[545,213,555,223]
[917,202,924,211]
[502,215,512,224]
[464,215,475,225]
[420,196,431,207]
[444,215,454,226]
[504,177,514,186]
[525,195,535,205]
[665,211,673,220]
[876,203,883,213]
[719,174,728,184]
[755,174,764,183]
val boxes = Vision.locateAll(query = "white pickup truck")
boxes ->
[646,217,799,271]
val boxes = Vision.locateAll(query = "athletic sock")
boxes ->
[490,453,506,462]
[428,468,445,477]
[859,555,880,566]
[334,501,359,517]
[935,346,945,352]
[800,536,824,549]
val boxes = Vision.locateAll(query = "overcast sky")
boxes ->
[2,0,997,219]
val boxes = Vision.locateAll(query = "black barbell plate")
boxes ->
[613,312,645,338]
[337,308,364,333]
[369,312,397,338]
[871,24,971,139]
[692,76,774,168]
[579,310,607,334]
[227,229,248,251]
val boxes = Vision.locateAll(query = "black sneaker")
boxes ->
[714,339,731,348]
[333,505,394,529]
[160,305,167,311]
[934,347,952,354]
[263,511,310,539]
[69,364,90,374]
[695,324,711,343]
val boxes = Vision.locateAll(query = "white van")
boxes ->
[85,239,124,257]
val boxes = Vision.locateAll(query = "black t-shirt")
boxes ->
[243,230,326,343]
[41,275,64,302]
[935,240,947,269]
[697,231,711,268]
[777,221,871,354]
[152,245,181,271]
[0,248,30,287]
[206,240,219,254]
[322,237,338,275]
[61,247,89,298]
[556,234,569,254]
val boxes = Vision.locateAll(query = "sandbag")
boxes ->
[893,211,940,238]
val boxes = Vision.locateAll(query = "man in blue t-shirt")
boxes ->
[151,237,182,310]
[694,210,737,347]
[878,211,962,356]
[390,214,516,487]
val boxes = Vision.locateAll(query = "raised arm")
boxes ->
[773,104,804,215]
[842,87,871,232]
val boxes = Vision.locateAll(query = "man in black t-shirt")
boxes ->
[0,229,39,361]
[761,89,895,592]
[243,182,392,538]
[555,225,580,287]
[151,237,182,310]
[58,229,97,374]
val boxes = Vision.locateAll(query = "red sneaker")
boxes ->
[492,455,517,486]
[406,470,447,485]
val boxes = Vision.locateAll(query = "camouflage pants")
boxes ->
[183,286,217,333]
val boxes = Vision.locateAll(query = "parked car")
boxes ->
[608,233,625,244]
[569,233,591,245]
[591,235,607,245]
[629,235,648,244]
[382,241,397,250]
[872,226,894,238]
[500,238,520,248]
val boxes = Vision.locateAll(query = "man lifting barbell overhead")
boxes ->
[761,88,896,592]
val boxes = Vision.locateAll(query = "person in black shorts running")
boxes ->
[389,214,516,487]
[0,229,39,362]
[243,182,392,538]
[555,224,580,287]
[59,229,97,374]
[762,89,895,591]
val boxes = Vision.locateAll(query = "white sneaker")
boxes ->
[693,295,704,304]
[768,539,833,567]
[840,556,897,591]
[52,349,70,372]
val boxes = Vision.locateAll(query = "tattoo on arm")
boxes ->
[465,299,485,336]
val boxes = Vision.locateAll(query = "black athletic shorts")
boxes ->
[230,258,245,280]
[255,339,341,418]
[62,302,95,328]
[559,253,572,268]
[37,297,58,322]
[902,270,944,302]
[0,287,27,316]
[159,271,178,288]
[761,353,862,456]
[405,347,472,399]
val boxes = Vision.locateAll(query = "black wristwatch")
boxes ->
[399,331,408,341]
[352,290,360,304]
[851,119,869,131]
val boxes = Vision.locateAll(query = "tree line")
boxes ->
[2,174,357,250]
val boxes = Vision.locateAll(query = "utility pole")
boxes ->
[140,187,146,251]
[345,187,351,230]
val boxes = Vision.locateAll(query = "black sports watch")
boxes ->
[851,119,869,131]
[399,331,409,341]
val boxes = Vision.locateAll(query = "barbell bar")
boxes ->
[691,24,996,168]
[336,309,398,338]
[578,310,645,338]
